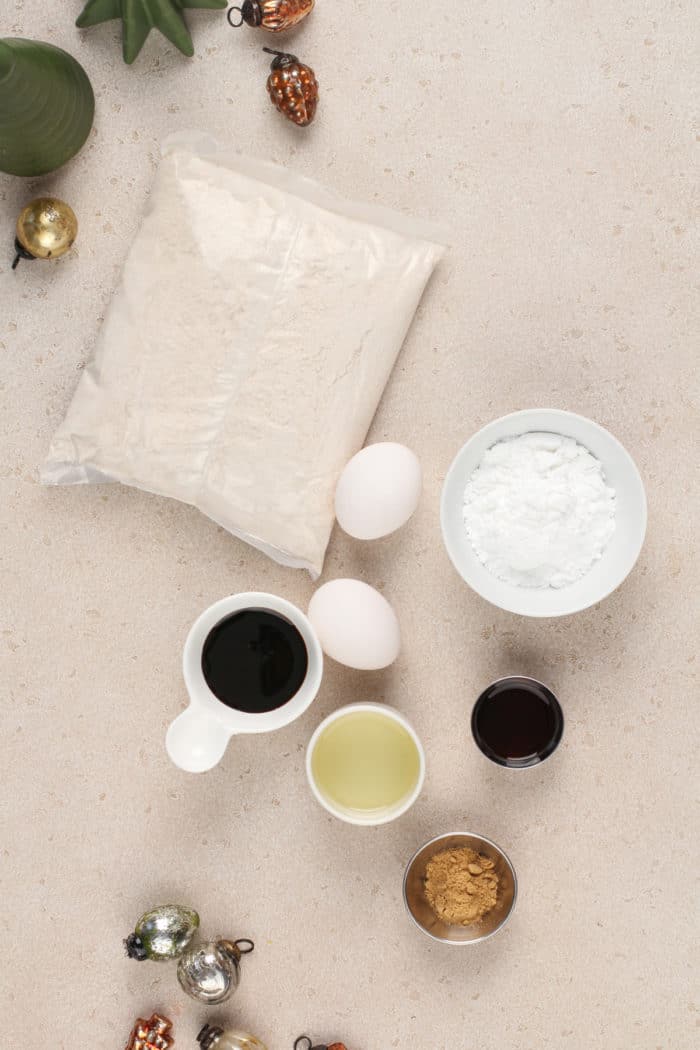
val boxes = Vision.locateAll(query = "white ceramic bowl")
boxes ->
[306,703,426,826]
[441,409,647,617]
[167,593,323,773]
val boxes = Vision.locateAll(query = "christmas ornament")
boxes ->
[0,38,94,176]
[198,1024,268,1050]
[294,1039,347,1050]
[126,1014,174,1050]
[264,48,318,127]
[76,0,228,65]
[12,198,78,270]
[125,904,200,962]
[177,937,254,1004]
[227,0,314,32]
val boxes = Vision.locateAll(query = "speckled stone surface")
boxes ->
[1,4,697,1049]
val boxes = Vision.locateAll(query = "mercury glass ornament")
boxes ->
[13,198,78,270]
[125,904,200,962]
[177,937,254,1004]
[228,0,314,32]
[127,1014,174,1050]
[198,1024,268,1050]
[264,48,318,127]
[295,1040,347,1050]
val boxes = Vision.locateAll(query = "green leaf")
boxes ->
[150,0,194,55]
[122,0,153,63]
[76,0,123,27]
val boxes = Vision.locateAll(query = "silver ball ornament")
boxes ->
[177,937,254,1005]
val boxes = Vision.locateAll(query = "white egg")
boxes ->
[335,442,422,540]
[308,579,401,670]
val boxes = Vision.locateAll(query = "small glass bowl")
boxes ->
[403,832,517,944]
[471,676,564,769]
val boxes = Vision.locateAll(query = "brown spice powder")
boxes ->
[424,847,500,926]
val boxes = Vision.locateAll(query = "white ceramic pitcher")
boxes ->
[166,593,323,773]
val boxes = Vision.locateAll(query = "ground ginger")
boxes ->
[424,847,499,926]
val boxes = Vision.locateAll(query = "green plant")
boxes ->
[76,0,227,64]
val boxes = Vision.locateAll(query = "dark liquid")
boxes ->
[201,609,308,714]
[472,678,564,768]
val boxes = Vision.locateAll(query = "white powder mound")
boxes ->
[463,432,616,589]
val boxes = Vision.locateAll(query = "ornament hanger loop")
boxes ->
[263,47,290,58]
[227,6,245,27]
[294,1039,313,1050]
[12,241,35,270]
[234,937,255,954]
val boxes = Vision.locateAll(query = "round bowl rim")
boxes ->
[306,702,426,826]
[403,830,518,945]
[471,675,565,768]
[440,408,648,617]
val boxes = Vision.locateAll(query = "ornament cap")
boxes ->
[243,1,262,26]
[228,2,262,28]
[294,1039,346,1050]
[198,1024,224,1050]
[12,238,35,269]
[263,46,298,69]
[124,933,148,960]
[217,936,255,964]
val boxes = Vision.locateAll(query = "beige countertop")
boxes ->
[1,3,697,1048]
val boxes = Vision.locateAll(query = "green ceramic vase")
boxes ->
[0,38,95,177]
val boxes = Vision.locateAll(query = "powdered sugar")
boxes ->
[463,432,616,589]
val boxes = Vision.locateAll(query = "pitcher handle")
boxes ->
[166,705,233,773]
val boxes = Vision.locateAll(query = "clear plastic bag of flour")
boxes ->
[42,133,446,575]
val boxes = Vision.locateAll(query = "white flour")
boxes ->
[42,139,445,576]
[463,432,616,589]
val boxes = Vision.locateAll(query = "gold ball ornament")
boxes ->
[13,197,78,269]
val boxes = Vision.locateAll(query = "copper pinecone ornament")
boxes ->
[126,1015,174,1050]
[264,48,318,126]
[229,0,314,32]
